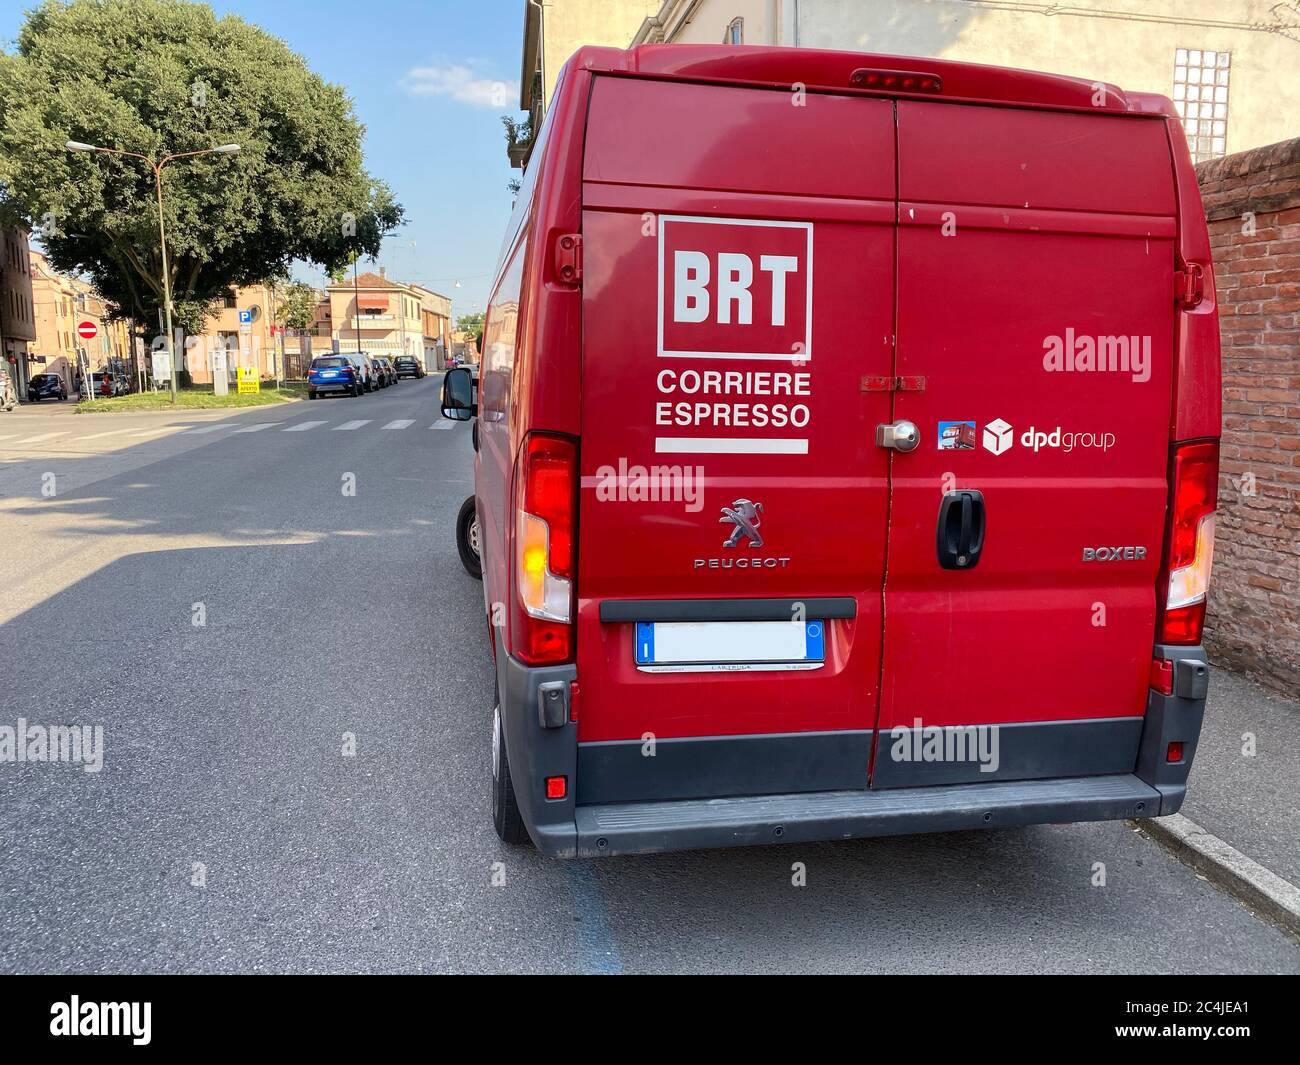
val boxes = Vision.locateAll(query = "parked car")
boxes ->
[112,373,131,396]
[440,44,1222,859]
[90,372,115,398]
[361,354,381,391]
[26,372,68,402]
[379,357,400,385]
[370,356,390,387]
[394,356,424,379]
[307,355,361,399]
[343,353,374,393]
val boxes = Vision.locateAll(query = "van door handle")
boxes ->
[876,420,919,451]
[937,490,985,570]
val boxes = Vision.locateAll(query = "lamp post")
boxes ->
[65,140,240,403]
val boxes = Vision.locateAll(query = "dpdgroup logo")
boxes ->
[658,215,812,361]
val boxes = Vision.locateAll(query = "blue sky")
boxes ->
[1,0,526,321]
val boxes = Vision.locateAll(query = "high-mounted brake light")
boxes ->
[1157,441,1219,645]
[512,433,578,665]
[850,67,943,94]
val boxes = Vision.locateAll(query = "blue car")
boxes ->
[307,356,361,399]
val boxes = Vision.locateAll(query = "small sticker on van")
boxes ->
[938,420,976,450]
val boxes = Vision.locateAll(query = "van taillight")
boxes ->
[1157,441,1219,645]
[512,433,577,665]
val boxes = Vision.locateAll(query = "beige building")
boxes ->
[233,275,452,378]
[180,282,280,386]
[280,290,336,377]
[327,269,427,364]
[410,284,453,369]
[1,228,36,397]
[30,250,133,391]
[627,0,1300,162]
[516,0,664,164]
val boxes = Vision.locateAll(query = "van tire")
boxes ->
[457,496,482,579]
[492,704,530,845]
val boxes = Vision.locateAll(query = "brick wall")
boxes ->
[1196,137,1300,695]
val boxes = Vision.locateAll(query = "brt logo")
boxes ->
[658,215,812,362]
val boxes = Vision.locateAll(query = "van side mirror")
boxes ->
[441,367,476,420]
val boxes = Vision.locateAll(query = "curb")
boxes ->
[1134,813,1300,939]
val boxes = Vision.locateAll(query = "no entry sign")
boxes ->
[77,321,98,340]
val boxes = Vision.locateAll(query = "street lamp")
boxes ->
[65,140,241,402]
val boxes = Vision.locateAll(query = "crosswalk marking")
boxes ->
[79,428,135,440]
[13,431,69,444]
[2,412,458,449]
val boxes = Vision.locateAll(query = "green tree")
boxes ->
[275,280,319,334]
[0,0,402,333]
[456,311,485,341]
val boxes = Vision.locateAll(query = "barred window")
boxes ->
[1173,48,1229,163]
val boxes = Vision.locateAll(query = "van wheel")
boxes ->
[457,496,482,580]
[492,704,530,845]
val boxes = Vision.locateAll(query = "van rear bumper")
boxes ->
[571,774,1162,858]
[495,635,1207,859]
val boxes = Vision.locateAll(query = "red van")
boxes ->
[441,45,1220,858]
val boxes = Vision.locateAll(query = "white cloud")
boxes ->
[403,65,511,108]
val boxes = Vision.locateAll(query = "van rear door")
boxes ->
[575,75,896,803]
[875,103,1178,786]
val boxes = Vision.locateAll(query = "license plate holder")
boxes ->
[634,620,825,673]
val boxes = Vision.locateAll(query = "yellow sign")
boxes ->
[237,366,260,394]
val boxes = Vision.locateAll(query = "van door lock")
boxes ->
[876,420,919,451]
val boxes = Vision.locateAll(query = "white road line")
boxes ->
[332,420,370,431]
[433,421,455,431]
[230,423,277,433]
[381,419,414,430]
[12,431,69,445]
[283,420,327,432]
[184,424,230,435]
[130,427,177,437]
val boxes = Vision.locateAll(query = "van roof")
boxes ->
[565,44,1176,118]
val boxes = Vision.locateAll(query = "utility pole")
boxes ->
[352,253,361,355]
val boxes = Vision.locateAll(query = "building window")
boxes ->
[724,17,743,44]
[1173,48,1230,163]
[223,290,237,309]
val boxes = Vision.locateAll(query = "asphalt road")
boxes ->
[1,383,1297,973]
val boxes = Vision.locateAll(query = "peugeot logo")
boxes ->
[720,498,764,548]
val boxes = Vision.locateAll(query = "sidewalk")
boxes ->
[1180,663,1300,890]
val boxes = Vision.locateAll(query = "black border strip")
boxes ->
[599,597,857,623]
